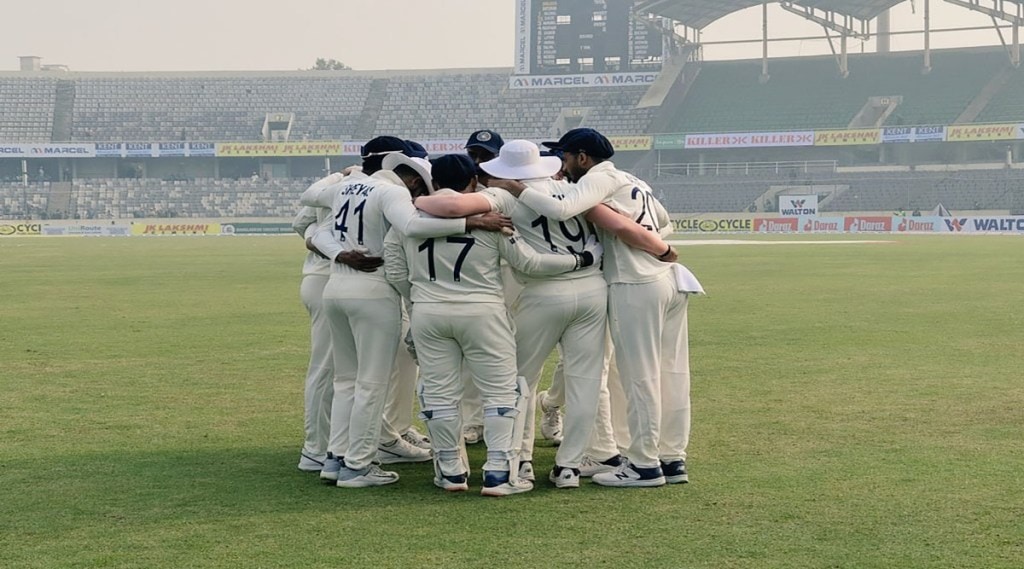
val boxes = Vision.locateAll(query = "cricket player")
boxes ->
[495,128,690,488]
[460,129,505,444]
[385,152,602,496]
[415,140,676,488]
[298,166,430,468]
[290,171,347,472]
[302,137,512,488]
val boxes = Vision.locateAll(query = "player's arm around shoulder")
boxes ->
[292,206,318,237]
[585,204,676,262]
[414,190,498,218]
[299,172,346,208]
[518,173,613,222]
[378,184,470,239]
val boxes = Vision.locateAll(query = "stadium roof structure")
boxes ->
[637,0,909,30]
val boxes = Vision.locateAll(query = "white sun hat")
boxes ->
[480,139,562,181]
[382,152,434,194]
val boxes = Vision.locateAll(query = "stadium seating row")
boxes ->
[3,170,1022,220]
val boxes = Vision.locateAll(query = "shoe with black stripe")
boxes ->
[592,460,665,488]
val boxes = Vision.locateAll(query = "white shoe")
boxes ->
[592,461,665,488]
[579,454,624,477]
[336,464,400,488]
[518,461,535,482]
[401,427,431,450]
[462,424,484,445]
[549,466,581,489]
[538,390,563,445]
[319,454,342,482]
[377,438,432,464]
[433,472,469,492]
[481,471,534,497]
[298,452,326,472]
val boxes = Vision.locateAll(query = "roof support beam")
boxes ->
[943,0,1024,26]
[779,2,872,40]
[944,0,1023,65]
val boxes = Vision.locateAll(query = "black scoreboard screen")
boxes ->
[515,0,663,75]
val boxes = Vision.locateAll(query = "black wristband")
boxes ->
[658,244,673,259]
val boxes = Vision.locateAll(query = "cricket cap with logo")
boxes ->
[465,130,505,155]
[542,128,615,159]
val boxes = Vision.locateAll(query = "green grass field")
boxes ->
[2,235,1022,568]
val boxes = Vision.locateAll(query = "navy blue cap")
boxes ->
[542,128,614,159]
[404,140,429,159]
[430,154,477,191]
[361,136,409,157]
[465,130,504,155]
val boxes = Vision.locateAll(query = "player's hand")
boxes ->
[489,179,527,197]
[466,212,514,233]
[342,165,362,176]
[404,328,418,364]
[334,251,384,272]
[573,235,603,270]
[655,244,678,264]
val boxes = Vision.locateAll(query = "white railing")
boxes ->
[656,160,839,177]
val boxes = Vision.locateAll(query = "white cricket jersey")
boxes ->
[305,170,468,287]
[293,206,332,277]
[385,194,578,305]
[294,173,352,277]
[480,179,601,284]
[517,161,671,285]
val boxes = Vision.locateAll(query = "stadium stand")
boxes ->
[69,178,309,219]
[666,48,1008,133]
[652,168,1024,214]
[374,71,653,139]
[0,77,58,141]
[70,74,373,141]
[975,66,1024,124]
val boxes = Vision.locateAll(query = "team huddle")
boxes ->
[291,128,694,496]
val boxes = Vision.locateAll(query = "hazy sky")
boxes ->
[0,0,1010,72]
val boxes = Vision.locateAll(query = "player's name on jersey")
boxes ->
[341,183,373,197]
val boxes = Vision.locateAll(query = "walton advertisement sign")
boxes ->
[778,195,818,216]
[941,216,1024,233]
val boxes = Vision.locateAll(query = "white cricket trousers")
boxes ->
[299,274,333,459]
[460,266,523,429]
[323,277,402,471]
[546,339,631,461]
[413,302,520,473]
[381,312,417,442]
[608,272,691,469]
[514,276,607,468]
